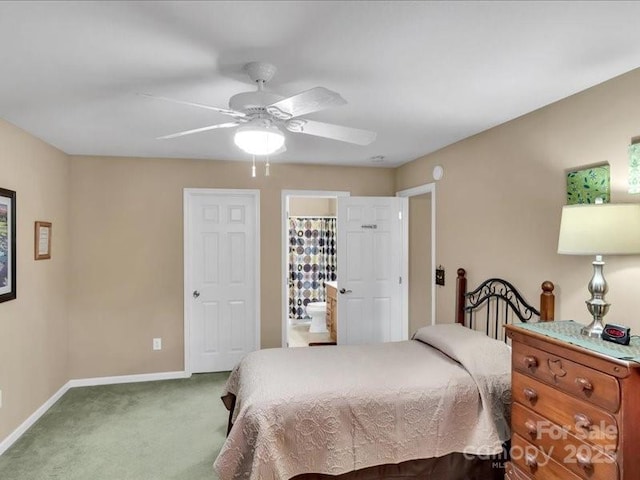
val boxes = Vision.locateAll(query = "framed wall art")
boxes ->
[35,221,52,260]
[0,187,16,303]
[629,138,640,194]
[566,164,610,205]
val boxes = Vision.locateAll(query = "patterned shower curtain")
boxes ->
[288,217,337,320]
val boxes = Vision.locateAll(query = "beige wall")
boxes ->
[0,120,70,442]
[408,193,432,336]
[396,68,640,330]
[289,197,337,217]
[67,156,394,378]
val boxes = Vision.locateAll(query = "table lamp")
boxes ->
[557,203,640,337]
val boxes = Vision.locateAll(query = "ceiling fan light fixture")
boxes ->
[146,62,376,157]
[234,119,285,156]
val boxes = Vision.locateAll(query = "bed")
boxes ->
[214,268,555,480]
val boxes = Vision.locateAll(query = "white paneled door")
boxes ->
[185,189,259,373]
[337,196,406,345]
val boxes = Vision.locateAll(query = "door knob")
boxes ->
[193,290,200,298]
[339,288,353,294]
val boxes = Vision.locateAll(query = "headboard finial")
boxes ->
[541,281,554,293]
[455,268,467,324]
[540,280,555,321]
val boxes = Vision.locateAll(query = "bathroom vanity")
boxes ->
[325,282,338,342]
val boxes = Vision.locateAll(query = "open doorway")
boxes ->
[282,189,430,347]
[397,183,436,336]
[281,190,349,347]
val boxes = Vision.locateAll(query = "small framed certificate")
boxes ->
[34,221,52,260]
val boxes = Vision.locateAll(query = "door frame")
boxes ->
[396,183,437,326]
[183,188,261,375]
[281,190,350,347]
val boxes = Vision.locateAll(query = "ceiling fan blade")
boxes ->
[157,122,240,140]
[286,119,376,146]
[138,93,248,120]
[266,87,346,120]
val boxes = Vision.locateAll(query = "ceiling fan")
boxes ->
[141,62,377,156]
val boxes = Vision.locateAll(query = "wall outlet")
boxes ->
[153,338,162,351]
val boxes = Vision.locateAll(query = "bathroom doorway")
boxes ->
[281,190,349,347]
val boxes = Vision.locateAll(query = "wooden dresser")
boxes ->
[505,324,640,480]
[325,283,338,342]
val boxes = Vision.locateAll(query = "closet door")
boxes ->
[185,189,260,373]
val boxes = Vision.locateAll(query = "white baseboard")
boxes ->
[0,370,189,456]
[68,370,189,388]
[0,381,71,456]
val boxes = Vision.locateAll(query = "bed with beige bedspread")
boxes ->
[214,324,512,480]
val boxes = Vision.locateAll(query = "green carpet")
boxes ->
[0,373,230,480]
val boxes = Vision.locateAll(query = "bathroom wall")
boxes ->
[288,197,337,216]
[287,196,338,320]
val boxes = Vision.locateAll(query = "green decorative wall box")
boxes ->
[566,165,610,205]
[629,143,640,194]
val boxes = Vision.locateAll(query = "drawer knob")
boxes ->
[575,377,593,392]
[576,452,593,472]
[523,356,538,369]
[523,387,538,403]
[524,453,538,470]
[524,419,538,437]
[574,413,594,431]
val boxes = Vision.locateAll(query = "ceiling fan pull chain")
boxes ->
[251,155,256,178]
[265,156,270,177]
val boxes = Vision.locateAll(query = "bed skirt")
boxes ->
[290,452,505,480]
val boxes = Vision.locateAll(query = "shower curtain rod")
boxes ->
[288,215,336,219]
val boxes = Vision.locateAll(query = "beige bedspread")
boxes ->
[214,324,512,480]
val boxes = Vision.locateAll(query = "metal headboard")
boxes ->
[455,268,555,341]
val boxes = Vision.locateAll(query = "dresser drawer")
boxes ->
[512,371,618,451]
[512,433,584,480]
[512,402,618,480]
[513,341,620,412]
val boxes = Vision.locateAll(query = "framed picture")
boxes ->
[566,164,610,205]
[629,139,640,194]
[0,188,16,303]
[34,221,52,260]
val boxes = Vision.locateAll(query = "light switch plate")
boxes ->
[435,266,445,286]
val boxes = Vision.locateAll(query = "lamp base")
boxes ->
[582,257,609,339]
[581,320,605,338]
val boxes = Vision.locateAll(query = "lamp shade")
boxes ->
[557,203,640,255]
[234,119,285,156]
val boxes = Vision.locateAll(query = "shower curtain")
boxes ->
[288,217,337,320]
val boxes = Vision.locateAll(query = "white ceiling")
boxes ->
[1,1,640,167]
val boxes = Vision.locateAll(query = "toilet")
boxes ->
[305,301,328,333]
